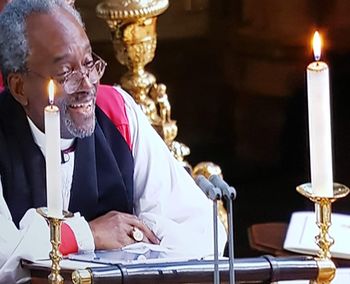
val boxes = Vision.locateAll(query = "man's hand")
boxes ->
[89,211,160,250]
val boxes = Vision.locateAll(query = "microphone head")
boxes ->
[194,174,207,188]
[195,175,221,200]
[209,174,228,187]
[209,174,237,200]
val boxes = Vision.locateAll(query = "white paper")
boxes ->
[284,211,350,259]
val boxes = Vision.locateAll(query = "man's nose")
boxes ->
[78,73,94,91]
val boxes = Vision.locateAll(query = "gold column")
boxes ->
[95,0,193,162]
[96,0,167,118]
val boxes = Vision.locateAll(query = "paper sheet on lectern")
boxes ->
[284,211,350,259]
[68,242,201,265]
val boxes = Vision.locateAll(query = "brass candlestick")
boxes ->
[37,207,73,284]
[296,183,350,283]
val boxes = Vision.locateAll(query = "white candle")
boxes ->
[307,31,333,197]
[45,80,63,217]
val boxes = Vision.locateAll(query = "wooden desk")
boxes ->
[248,222,292,256]
[248,222,350,267]
[22,263,73,284]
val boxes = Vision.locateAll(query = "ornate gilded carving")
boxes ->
[96,0,187,159]
[111,17,157,106]
[150,84,171,124]
[96,0,169,21]
[150,83,179,147]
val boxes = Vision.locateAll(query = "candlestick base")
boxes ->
[37,207,73,284]
[296,183,350,283]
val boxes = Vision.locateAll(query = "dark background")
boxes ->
[76,0,350,257]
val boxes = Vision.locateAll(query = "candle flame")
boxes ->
[48,80,55,105]
[313,31,322,61]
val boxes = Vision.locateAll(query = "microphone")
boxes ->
[209,174,236,200]
[209,174,236,284]
[195,175,221,284]
[195,175,222,201]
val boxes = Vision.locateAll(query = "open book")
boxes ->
[284,211,350,259]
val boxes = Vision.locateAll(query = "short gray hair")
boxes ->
[0,0,84,83]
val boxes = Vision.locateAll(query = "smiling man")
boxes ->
[0,0,226,282]
[13,10,98,140]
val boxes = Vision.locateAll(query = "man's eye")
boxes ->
[84,60,94,68]
[56,70,71,80]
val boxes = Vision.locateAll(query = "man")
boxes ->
[0,0,226,282]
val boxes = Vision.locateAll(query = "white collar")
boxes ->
[27,116,75,155]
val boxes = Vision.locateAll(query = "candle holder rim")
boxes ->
[296,182,350,200]
[96,0,169,21]
[36,207,73,220]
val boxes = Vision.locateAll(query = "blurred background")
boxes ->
[75,0,350,257]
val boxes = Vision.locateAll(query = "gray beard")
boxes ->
[63,104,96,139]
[65,115,96,138]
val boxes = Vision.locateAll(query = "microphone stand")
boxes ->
[210,175,236,284]
[195,175,222,284]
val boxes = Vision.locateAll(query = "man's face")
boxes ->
[22,8,97,139]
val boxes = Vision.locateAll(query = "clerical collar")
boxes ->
[27,116,75,156]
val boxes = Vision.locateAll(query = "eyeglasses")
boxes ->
[27,52,107,94]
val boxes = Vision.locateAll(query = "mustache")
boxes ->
[62,90,97,106]
[70,89,96,99]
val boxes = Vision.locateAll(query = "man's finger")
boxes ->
[129,219,160,244]
[138,223,160,244]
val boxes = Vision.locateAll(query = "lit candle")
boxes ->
[307,31,333,197]
[45,80,63,217]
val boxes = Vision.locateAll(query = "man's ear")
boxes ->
[8,73,28,106]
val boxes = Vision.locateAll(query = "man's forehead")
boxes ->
[25,9,90,59]
[26,8,83,36]
[52,43,92,64]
